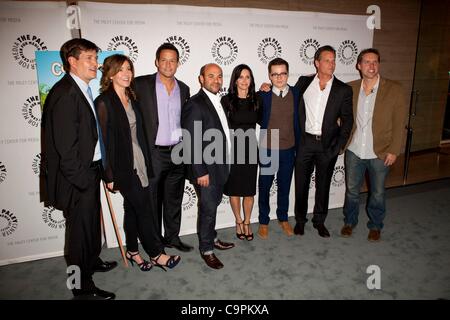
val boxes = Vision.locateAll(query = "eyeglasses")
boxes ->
[270,72,288,78]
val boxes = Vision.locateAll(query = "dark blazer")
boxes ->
[258,85,301,147]
[41,74,99,211]
[181,89,229,186]
[295,75,353,156]
[94,87,153,192]
[134,73,190,150]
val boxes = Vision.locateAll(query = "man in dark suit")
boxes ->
[294,45,353,238]
[135,43,193,252]
[181,63,235,269]
[41,38,116,299]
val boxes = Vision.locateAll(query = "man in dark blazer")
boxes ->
[41,38,116,300]
[134,43,193,252]
[257,58,300,240]
[181,63,235,269]
[294,45,353,238]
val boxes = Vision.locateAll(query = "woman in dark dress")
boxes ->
[222,64,260,241]
[95,54,180,271]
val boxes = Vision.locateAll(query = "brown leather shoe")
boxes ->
[279,221,294,236]
[368,229,381,242]
[257,224,268,239]
[201,253,224,269]
[341,225,354,237]
[213,239,235,250]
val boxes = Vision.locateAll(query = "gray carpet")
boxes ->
[1,179,449,300]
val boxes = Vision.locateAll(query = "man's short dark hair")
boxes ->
[60,38,99,73]
[155,42,179,62]
[314,45,336,62]
[268,57,289,73]
[199,64,206,77]
[357,48,381,64]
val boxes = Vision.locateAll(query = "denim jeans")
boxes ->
[343,150,390,230]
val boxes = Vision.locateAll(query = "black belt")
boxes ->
[306,133,322,141]
[155,144,178,151]
[90,160,102,168]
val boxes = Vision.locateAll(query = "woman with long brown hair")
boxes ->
[95,54,181,271]
[221,64,260,241]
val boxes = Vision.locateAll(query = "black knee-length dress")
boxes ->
[221,94,259,197]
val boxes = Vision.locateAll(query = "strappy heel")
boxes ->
[126,251,152,272]
[236,221,245,240]
[244,222,254,241]
[150,252,181,271]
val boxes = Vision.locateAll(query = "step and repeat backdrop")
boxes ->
[0,1,373,264]
[0,1,71,266]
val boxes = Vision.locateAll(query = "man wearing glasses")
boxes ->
[293,45,353,238]
[257,58,300,240]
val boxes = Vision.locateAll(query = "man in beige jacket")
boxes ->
[340,48,409,242]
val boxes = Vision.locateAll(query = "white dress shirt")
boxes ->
[272,85,289,98]
[303,74,333,135]
[70,73,102,162]
[202,88,231,159]
[348,76,380,159]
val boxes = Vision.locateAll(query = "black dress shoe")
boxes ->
[294,223,305,235]
[213,239,235,250]
[166,240,194,252]
[93,260,118,273]
[72,288,116,300]
[314,224,330,238]
[201,253,224,269]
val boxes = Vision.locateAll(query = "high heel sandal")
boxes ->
[244,222,254,241]
[126,251,153,272]
[150,252,181,272]
[236,221,245,240]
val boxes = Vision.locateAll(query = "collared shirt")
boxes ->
[303,74,334,135]
[155,72,182,146]
[202,88,231,158]
[348,75,380,159]
[70,73,101,162]
[272,85,289,98]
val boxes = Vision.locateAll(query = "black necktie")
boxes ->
[279,90,283,98]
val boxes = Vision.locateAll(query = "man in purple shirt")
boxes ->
[135,43,192,252]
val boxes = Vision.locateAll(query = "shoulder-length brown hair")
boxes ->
[100,54,136,100]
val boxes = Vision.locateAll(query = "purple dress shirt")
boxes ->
[155,72,182,146]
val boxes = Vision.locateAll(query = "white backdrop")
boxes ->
[78,2,372,248]
[0,1,71,266]
[0,1,372,263]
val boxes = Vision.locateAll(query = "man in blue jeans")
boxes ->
[341,48,408,241]
[257,58,300,239]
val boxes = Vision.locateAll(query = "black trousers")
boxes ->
[294,134,338,226]
[64,164,101,291]
[149,148,185,245]
[194,183,223,253]
[121,173,164,258]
